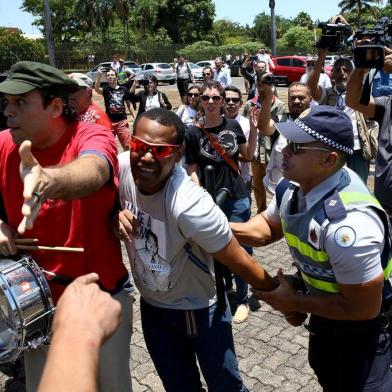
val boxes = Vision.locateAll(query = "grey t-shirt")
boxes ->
[118,152,232,309]
[372,96,392,209]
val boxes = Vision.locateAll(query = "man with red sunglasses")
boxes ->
[116,108,278,392]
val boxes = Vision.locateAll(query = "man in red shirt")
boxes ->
[0,61,132,392]
[68,72,112,129]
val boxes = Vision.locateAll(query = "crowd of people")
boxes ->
[1,15,392,391]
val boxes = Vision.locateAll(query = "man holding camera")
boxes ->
[308,47,371,184]
[243,73,285,213]
[257,81,313,195]
[346,46,392,222]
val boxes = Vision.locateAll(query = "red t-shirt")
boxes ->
[0,122,128,302]
[79,102,112,130]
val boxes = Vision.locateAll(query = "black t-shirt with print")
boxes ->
[185,117,248,198]
[102,85,131,122]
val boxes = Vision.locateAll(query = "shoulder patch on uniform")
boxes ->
[334,226,356,248]
[308,218,321,249]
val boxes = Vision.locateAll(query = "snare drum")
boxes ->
[0,254,54,363]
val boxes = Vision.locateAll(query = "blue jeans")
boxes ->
[220,196,252,305]
[347,152,370,185]
[140,298,248,392]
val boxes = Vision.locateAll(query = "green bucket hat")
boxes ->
[0,61,79,95]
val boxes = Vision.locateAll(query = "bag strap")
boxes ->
[197,123,245,181]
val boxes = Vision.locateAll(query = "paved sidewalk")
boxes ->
[129,238,321,392]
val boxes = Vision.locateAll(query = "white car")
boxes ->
[324,55,340,66]
[86,61,142,84]
[187,62,203,82]
[139,63,176,84]
[196,60,216,71]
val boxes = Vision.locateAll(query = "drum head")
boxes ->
[0,256,54,363]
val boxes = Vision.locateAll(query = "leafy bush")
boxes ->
[0,29,46,71]
[179,41,266,62]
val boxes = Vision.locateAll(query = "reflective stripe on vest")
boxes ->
[339,192,382,209]
[301,272,339,293]
[283,226,329,262]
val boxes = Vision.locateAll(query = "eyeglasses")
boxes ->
[225,97,241,104]
[202,73,211,76]
[288,141,332,154]
[187,92,199,98]
[129,136,181,159]
[200,95,223,102]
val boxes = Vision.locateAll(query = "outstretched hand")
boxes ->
[52,273,122,344]
[252,268,298,313]
[18,141,49,234]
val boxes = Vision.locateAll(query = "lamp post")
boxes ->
[269,0,276,56]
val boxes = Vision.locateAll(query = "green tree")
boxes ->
[212,19,253,45]
[277,26,315,54]
[114,0,133,40]
[338,0,383,27]
[156,0,215,44]
[254,12,292,48]
[0,29,45,71]
[293,11,313,30]
[22,0,82,43]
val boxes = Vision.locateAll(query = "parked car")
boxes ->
[187,62,203,82]
[86,61,142,85]
[272,56,307,85]
[196,60,215,71]
[139,63,176,85]
[324,55,340,66]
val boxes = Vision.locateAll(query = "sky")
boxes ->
[0,0,389,36]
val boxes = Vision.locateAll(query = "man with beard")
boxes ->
[308,48,371,184]
[257,81,313,194]
[243,73,286,213]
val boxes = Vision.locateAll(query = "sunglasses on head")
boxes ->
[129,136,181,159]
[187,92,199,98]
[288,141,332,154]
[200,95,223,102]
[225,97,241,104]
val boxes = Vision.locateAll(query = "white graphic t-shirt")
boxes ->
[118,153,232,309]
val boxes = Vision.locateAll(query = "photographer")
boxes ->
[346,46,392,221]
[243,73,285,213]
[308,47,371,184]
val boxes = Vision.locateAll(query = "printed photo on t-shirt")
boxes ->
[124,201,172,291]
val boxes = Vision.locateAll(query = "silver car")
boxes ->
[187,62,203,82]
[140,63,176,85]
[86,61,142,84]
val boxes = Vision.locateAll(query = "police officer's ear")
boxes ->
[322,150,339,169]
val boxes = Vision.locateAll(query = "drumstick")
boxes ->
[15,238,39,244]
[16,245,84,253]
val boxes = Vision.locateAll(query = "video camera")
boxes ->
[261,74,281,85]
[352,17,392,68]
[316,22,352,52]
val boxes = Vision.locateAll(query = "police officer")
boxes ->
[231,105,392,391]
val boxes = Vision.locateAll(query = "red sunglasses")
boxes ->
[129,136,181,159]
